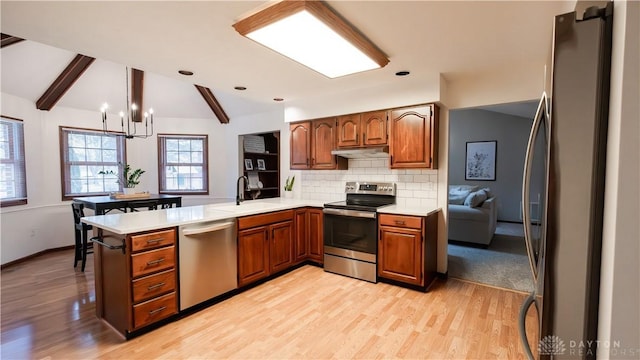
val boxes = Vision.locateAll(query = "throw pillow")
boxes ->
[464,189,488,207]
[449,193,468,205]
[481,187,493,198]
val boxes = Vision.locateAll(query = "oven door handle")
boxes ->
[323,208,376,219]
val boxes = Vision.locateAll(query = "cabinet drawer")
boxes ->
[131,246,175,278]
[379,214,422,229]
[238,210,294,230]
[132,269,176,303]
[131,229,175,252]
[133,292,177,329]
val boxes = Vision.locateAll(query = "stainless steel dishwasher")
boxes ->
[178,219,237,311]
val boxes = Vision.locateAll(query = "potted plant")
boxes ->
[283,175,295,198]
[99,163,145,194]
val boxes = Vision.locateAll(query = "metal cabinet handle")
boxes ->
[395,220,406,226]
[146,238,163,245]
[148,306,167,315]
[146,258,165,266]
[147,282,166,291]
[92,236,126,254]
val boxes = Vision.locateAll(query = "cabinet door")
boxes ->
[290,121,311,169]
[311,118,338,169]
[389,105,436,169]
[337,114,361,148]
[378,226,423,286]
[294,209,309,263]
[308,208,324,263]
[270,220,294,274]
[238,226,270,287]
[362,110,388,146]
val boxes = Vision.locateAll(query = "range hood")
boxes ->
[331,146,389,159]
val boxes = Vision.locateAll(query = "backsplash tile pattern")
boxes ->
[299,158,438,208]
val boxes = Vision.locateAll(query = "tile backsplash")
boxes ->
[298,158,439,208]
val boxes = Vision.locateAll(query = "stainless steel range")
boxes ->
[323,181,396,283]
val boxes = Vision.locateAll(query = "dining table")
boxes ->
[72,194,182,215]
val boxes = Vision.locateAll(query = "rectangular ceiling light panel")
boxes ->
[234,1,388,79]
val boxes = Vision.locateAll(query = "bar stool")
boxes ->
[71,202,94,272]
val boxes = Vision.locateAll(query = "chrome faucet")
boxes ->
[236,175,248,205]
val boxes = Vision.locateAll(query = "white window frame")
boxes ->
[0,116,27,207]
[158,134,208,195]
[60,126,126,200]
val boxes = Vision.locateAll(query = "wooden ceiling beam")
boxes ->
[1,33,25,48]
[131,68,144,123]
[36,54,95,111]
[195,85,230,124]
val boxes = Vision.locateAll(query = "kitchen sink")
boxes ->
[209,202,278,213]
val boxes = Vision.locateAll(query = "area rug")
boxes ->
[447,223,535,293]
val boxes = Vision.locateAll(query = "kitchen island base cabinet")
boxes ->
[378,212,438,291]
[94,227,178,338]
[237,210,294,288]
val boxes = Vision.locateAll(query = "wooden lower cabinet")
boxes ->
[377,212,438,291]
[237,210,294,287]
[294,207,324,265]
[308,208,324,263]
[270,220,294,273]
[94,227,178,338]
[237,226,271,287]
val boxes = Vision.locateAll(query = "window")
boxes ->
[60,127,126,200]
[158,134,208,195]
[0,116,27,207]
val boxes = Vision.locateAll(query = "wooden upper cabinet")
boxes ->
[290,121,311,169]
[290,118,346,170]
[337,113,361,147]
[389,104,439,169]
[362,110,388,146]
[337,111,388,148]
[311,118,347,170]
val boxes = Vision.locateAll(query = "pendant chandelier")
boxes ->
[100,67,154,139]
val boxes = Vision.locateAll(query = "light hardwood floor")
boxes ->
[1,249,538,359]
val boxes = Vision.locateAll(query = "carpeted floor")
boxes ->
[447,222,535,293]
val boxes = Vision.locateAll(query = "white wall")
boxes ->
[598,1,640,357]
[0,92,233,264]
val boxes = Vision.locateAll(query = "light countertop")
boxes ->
[377,205,441,217]
[82,197,440,234]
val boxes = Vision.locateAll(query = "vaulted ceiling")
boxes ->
[1,1,573,122]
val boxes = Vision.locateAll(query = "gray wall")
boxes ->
[449,108,533,222]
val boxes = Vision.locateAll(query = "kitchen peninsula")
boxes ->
[82,198,440,339]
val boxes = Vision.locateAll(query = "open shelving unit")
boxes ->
[240,131,280,200]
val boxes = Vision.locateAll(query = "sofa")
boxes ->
[448,185,498,246]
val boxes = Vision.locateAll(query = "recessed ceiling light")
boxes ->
[273,98,284,102]
[234,86,247,91]
[395,71,410,76]
[178,70,194,76]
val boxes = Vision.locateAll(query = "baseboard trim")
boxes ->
[498,220,524,224]
[1,245,74,270]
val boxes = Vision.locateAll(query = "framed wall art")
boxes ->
[244,159,253,170]
[465,141,497,181]
[257,159,266,170]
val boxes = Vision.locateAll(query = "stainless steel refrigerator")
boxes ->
[519,3,613,359]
